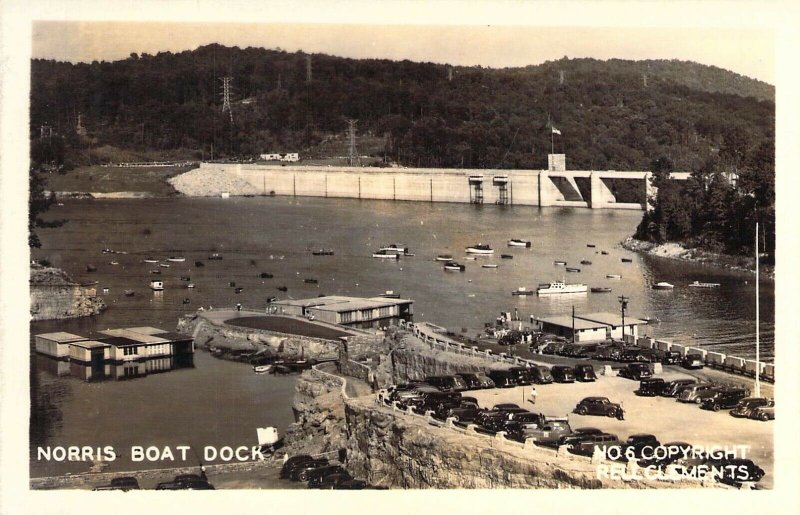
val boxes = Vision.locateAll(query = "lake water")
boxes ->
[29,197,774,477]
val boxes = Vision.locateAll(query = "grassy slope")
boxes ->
[44,166,191,195]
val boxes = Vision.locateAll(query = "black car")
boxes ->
[701,387,748,411]
[617,363,652,380]
[568,433,620,456]
[660,350,683,365]
[475,404,522,426]
[288,458,330,481]
[315,472,353,489]
[456,373,483,390]
[436,403,480,422]
[155,479,215,490]
[573,397,624,418]
[487,370,518,388]
[611,434,661,461]
[705,458,765,486]
[425,375,468,392]
[619,349,649,363]
[558,427,603,447]
[507,367,533,385]
[529,366,554,384]
[637,378,666,397]
[573,364,597,382]
[661,379,697,397]
[93,476,141,491]
[281,455,316,478]
[551,366,576,383]
[682,353,705,369]
[307,467,350,488]
[479,408,530,430]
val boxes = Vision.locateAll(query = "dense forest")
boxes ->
[29,45,775,259]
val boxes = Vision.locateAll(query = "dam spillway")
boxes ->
[194,162,689,210]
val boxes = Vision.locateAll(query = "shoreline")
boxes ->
[621,237,775,281]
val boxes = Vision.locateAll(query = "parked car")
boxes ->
[393,386,441,408]
[701,387,749,411]
[305,465,348,484]
[617,363,653,380]
[425,375,468,392]
[660,350,683,365]
[613,434,661,461]
[730,397,774,418]
[551,365,576,383]
[619,349,650,363]
[637,441,693,470]
[289,459,331,481]
[568,433,620,456]
[480,408,530,431]
[682,354,705,369]
[662,379,697,397]
[558,427,603,447]
[705,458,766,486]
[455,373,483,390]
[92,476,141,491]
[573,364,597,382]
[155,478,215,490]
[506,419,572,445]
[436,403,481,422]
[509,411,544,425]
[475,404,522,426]
[593,345,623,361]
[473,372,496,389]
[637,378,666,397]
[573,397,624,418]
[507,367,533,385]
[677,383,718,403]
[487,370,518,388]
[280,455,314,479]
[749,405,775,422]
[529,366,554,384]
[314,472,354,489]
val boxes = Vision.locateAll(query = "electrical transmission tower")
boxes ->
[346,119,361,166]
[221,76,234,124]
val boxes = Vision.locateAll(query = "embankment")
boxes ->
[621,237,774,279]
[30,264,106,321]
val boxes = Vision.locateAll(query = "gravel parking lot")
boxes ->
[469,369,774,488]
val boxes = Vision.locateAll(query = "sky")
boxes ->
[31,21,774,84]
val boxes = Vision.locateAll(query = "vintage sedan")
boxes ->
[573,397,624,418]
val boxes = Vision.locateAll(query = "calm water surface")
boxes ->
[30,197,774,476]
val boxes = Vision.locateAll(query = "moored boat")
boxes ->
[187,283,195,289]
[372,249,401,259]
[109,261,119,266]
[652,282,675,290]
[208,253,223,260]
[443,261,466,271]
[143,257,159,263]
[512,287,534,296]
[167,256,186,262]
[554,260,567,266]
[304,278,318,284]
[86,264,97,272]
[601,251,609,255]
[254,365,273,374]
[311,249,335,256]
[606,274,622,279]
[621,258,633,263]
[537,281,588,295]
[123,289,135,297]
[591,287,612,293]
[500,254,513,259]
[566,267,581,273]
[380,244,410,255]
[159,263,170,268]
[482,264,498,269]
[378,291,401,298]
[507,239,532,248]
[688,281,721,288]
[587,244,596,248]
[435,254,454,261]
[150,280,164,291]
[580,260,592,265]
[465,244,494,254]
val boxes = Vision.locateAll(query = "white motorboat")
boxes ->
[606,274,622,279]
[435,254,454,261]
[159,263,171,268]
[150,280,164,291]
[688,281,721,288]
[554,260,567,266]
[507,239,532,248]
[380,244,410,255]
[481,264,498,268]
[652,282,675,290]
[143,257,159,263]
[187,283,195,289]
[465,244,494,254]
[254,365,272,374]
[443,262,466,271]
[536,281,588,295]
[167,256,186,262]
[372,250,400,259]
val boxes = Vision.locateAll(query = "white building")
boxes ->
[280,153,299,162]
[532,311,646,342]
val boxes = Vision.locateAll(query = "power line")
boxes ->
[346,119,360,166]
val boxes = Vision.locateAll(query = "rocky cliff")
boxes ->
[29,265,106,321]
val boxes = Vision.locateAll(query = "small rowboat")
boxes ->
[254,365,272,374]
[500,254,513,259]
[143,258,159,263]
[587,244,596,248]
[443,262,466,271]
[606,274,622,279]
[508,239,532,248]
[566,267,581,273]
[591,287,612,293]
[187,283,195,289]
[652,282,675,290]
[554,260,567,266]
[601,251,609,255]
[435,255,454,262]
[621,258,633,263]
[465,244,494,254]
[159,263,170,268]
[167,257,186,262]
[482,264,498,269]
[580,260,592,265]
[688,281,721,288]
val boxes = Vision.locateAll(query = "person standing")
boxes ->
[527,386,538,405]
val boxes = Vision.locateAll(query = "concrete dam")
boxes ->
[195,160,689,210]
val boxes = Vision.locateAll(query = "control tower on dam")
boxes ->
[200,154,688,210]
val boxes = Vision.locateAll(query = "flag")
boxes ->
[551,127,562,135]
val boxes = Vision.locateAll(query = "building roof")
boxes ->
[154,331,193,342]
[536,315,607,330]
[101,336,145,348]
[36,332,87,343]
[276,295,412,313]
[576,312,648,327]
[123,326,168,335]
[99,329,170,344]
[70,339,110,349]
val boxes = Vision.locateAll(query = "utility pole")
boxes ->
[618,295,629,342]
[571,305,576,343]
[346,119,361,166]
[221,77,234,124]
[755,222,760,397]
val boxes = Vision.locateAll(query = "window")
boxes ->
[379,306,391,317]
[123,346,138,356]
[340,311,353,323]
[361,309,373,319]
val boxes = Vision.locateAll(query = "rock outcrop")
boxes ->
[29,264,106,321]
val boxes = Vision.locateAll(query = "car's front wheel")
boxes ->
[577,406,588,415]
[760,413,770,421]
[694,397,703,404]
[607,408,617,418]
[712,404,720,412]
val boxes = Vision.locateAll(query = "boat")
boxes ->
[465,244,494,255]
[235,287,244,293]
[180,276,191,281]
[311,249,335,256]
[601,251,609,255]
[266,296,277,303]
[208,253,223,260]
[606,274,622,279]
[378,291,401,298]
[260,272,274,279]
[86,264,97,272]
[507,239,532,248]
[159,263,170,268]
[143,257,159,263]
[109,261,119,266]
[554,260,567,266]
[435,254,454,262]
[482,264,498,269]
[123,289,135,297]
[304,278,318,284]
[182,298,191,304]
[372,250,401,259]
[277,286,288,292]
[566,267,581,273]
[537,281,588,295]
[195,261,205,267]
[187,283,195,289]
[688,281,721,288]
[641,316,661,324]
[512,287,535,296]
[380,244,410,255]
[150,280,164,291]
[443,261,466,271]
[500,254,513,259]
[591,287,612,293]
[150,269,161,275]
[587,244,596,248]
[464,257,476,260]
[229,281,236,287]
[254,365,273,374]
[652,282,675,290]
[167,257,186,262]
[580,260,592,265]
[621,258,633,263]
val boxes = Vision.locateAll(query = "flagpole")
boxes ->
[551,130,554,155]
[755,222,760,398]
